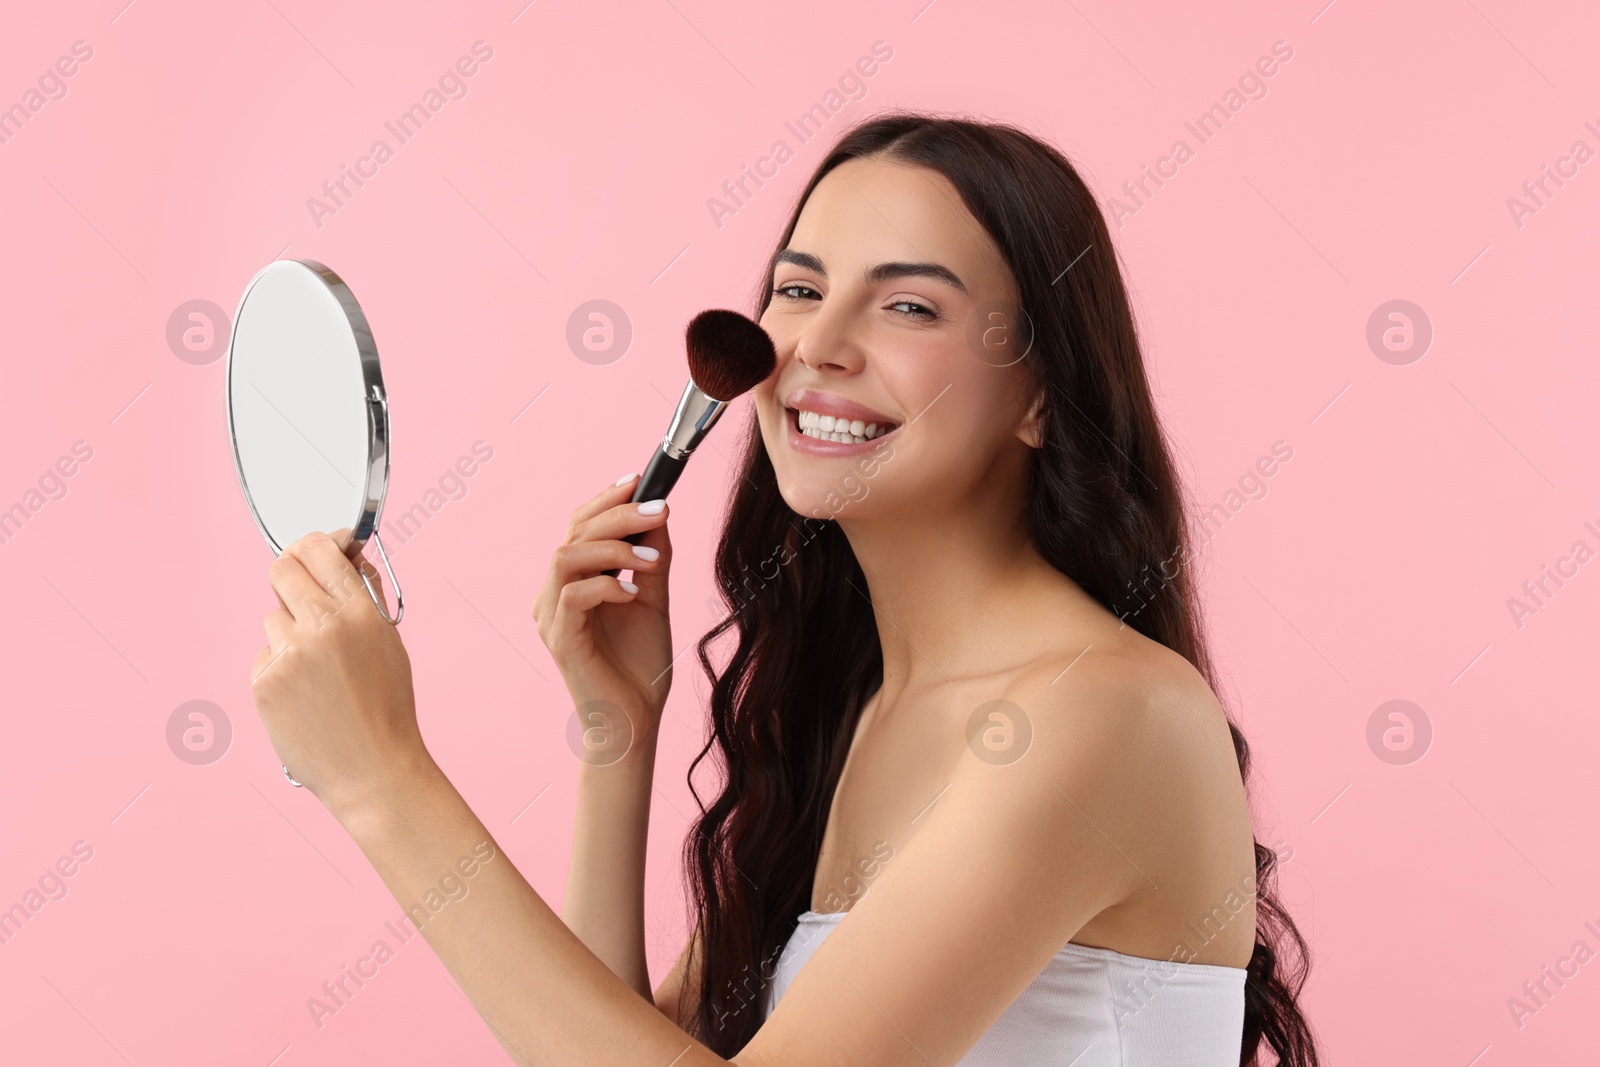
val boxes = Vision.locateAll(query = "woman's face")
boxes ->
[753,155,1039,524]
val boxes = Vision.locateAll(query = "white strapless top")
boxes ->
[763,910,1247,1066]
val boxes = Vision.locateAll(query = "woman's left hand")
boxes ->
[249,529,432,820]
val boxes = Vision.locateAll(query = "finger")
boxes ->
[356,552,382,597]
[548,539,663,587]
[548,574,640,651]
[284,532,369,609]
[535,541,646,635]
[568,472,643,530]
[352,550,396,619]
[330,527,383,607]
[268,550,336,624]
[625,513,672,602]
[573,498,670,546]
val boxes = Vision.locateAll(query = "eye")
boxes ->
[771,282,821,302]
[887,298,939,321]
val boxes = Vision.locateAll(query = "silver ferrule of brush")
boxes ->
[661,379,730,459]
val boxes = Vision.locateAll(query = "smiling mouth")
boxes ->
[787,406,900,444]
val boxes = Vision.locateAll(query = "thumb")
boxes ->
[327,528,378,611]
[355,550,397,620]
[334,530,396,619]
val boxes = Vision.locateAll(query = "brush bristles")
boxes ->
[685,309,777,402]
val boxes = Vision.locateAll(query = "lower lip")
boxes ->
[785,407,900,456]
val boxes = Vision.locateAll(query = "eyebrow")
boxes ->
[773,248,967,294]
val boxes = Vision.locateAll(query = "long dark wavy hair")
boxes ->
[676,111,1320,1066]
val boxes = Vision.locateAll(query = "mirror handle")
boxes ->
[360,531,405,625]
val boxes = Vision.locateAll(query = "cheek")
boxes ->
[757,311,798,355]
[895,344,1005,440]
[912,376,1020,473]
[752,383,781,440]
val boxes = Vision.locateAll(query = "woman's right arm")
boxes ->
[533,473,682,1008]
[561,718,660,998]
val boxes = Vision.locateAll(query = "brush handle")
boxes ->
[602,448,687,578]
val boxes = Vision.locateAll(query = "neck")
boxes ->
[836,442,1089,695]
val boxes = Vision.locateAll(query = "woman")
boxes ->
[250,113,1321,1066]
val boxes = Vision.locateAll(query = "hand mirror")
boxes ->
[227,260,405,788]
[227,257,404,622]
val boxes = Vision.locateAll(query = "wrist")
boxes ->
[565,691,663,765]
[327,746,455,841]
[576,719,660,783]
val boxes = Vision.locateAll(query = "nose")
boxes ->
[793,303,866,376]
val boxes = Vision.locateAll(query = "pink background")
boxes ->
[2,0,1597,1062]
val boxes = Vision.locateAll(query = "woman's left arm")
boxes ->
[250,532,725,1067]
[339,758,721,1066]
[250,532,1159,1067]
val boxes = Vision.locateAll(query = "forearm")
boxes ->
[560,721,659,999]
[335,754,721,1067]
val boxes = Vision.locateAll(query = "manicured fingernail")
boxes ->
[614,472,638,486]
[618,579,639,594]
[637,499,665,515]
[632,545,660,561]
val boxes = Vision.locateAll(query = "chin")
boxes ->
[772,467,890,525]
[756,410,906,522]
[774,479,846,522]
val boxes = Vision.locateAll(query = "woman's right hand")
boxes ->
[533,473,674,733]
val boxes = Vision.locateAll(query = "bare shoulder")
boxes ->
[991,626,1249,872]
[988,622,1257,961]
[1005,628,1231,772]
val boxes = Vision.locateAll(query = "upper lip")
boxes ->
[782,388,900,428]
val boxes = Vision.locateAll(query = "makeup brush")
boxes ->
[602,309,777,578]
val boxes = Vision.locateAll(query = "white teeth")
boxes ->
[793,408,896,444]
